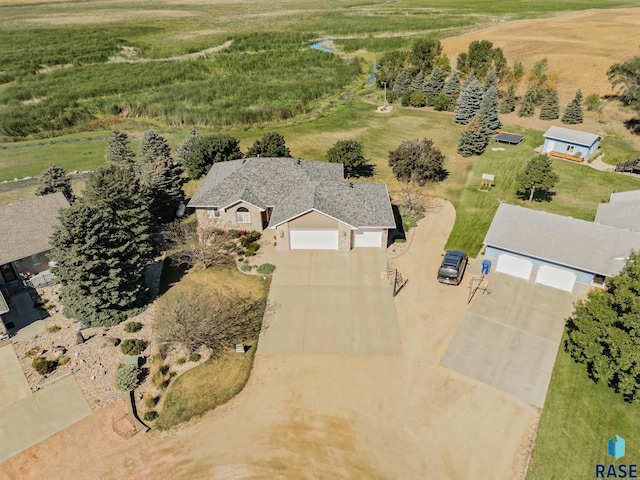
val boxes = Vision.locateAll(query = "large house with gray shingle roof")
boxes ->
[483,199,640,293]
[188,158,396,251]
[0,192,70,288]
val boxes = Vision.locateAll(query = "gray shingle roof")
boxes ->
[484,203,640,276]
[595,201,640,232]
[188,158,395,228]
[0,192,70,265]
[609,190,640,203]
[543,126,601,147]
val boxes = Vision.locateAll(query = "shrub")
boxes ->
[152,369,167,389]
[124,321,143,333]
[143,411,159,422]
[120,339,147,356]
[144,393,158,408]
[25,347,40,357]
[257,263,276,274]
[245,242,260,256]
[240,264,252,272]
[34,297,51,310]
[189,353,202,362]
[409,91,427,107]
[47,325,61,333]
[57,355,70,365]
[112,312,127,324]
[395,238,407,244]
[32,357,57,375]
[115,364,141,391]
[176,357,186,365]
[239,231,261,247]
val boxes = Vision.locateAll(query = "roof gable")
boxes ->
[0,192,70,265]
[543,126,601,147]
[484,203,640,276]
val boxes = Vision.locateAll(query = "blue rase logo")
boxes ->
[610,436,626,460]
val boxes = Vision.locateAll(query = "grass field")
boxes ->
[527,339,640,479]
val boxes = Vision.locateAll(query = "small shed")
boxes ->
[494,132,524,145]
[542,126,601,162]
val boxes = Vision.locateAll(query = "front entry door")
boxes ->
[0,263,17,282]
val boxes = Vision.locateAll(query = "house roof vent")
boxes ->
[296,159,301,166]
[349,182,354,188]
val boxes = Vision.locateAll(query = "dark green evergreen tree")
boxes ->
[443,70,461,98]
[327,140,372,178]
[83,165,157,262]
[454,74,483,124]
[539,89,560,120]
[518,87,537,117]
[139,130,172,164]
[392,68,411,99]
[484,68,497,90]
[176,128,201,166]
[410,70,425,93]
[457,117,488,157]
[477,86,500,134]
[105,129,135,164]
[499,84,516,114]
[562,90,584,124]
[516,154,558,201]
[247,132,291,158]
[138,156,185,222]
[423,67,445,99]
[183,134,243,179]
[35,163,74,202]
[50,204,148,326]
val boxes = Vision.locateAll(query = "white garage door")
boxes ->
[353,229,382,248]
[535,265,577,292]
[290,229,338,250]
[496,254,533,280]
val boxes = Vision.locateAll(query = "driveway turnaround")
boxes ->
[441,272,584,407]
[259,248,400,355]
[0,344,91,462]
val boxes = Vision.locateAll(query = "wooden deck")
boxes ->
[549,151,585,163]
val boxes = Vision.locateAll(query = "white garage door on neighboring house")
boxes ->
[495,254,533,280]
[353,229,383,248]
[290,229,338,250]
[535,265,577,292]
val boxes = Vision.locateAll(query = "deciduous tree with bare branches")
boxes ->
[164,221,236,269]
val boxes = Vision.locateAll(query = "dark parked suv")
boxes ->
[437,250,468,286]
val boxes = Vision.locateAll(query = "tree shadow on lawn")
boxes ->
[623,118,640,136]
[158,258,190,296]
[516,189,556,203]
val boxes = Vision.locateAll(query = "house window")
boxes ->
[236,207,251,224]
[566,145,575,153]
[31,254,42,267]
[207,208,220,219]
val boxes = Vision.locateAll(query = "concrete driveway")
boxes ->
[258,248,400,355]
[441,271,585,407]
[0,343,91,462]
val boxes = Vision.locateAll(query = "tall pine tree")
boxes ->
[50,204,148,326]
[518,87,537,117]
[392,68,411,99]
[499,84,516,114]
[423,67,445,98]
[457,117,488,157]
[484,68,497,90]
[477,86,501,134]
[443,70,461,98]
[138,156,185,222]
[539,89,560,120]
[35,163,74,202]
[562,90,584,124]
[177,128,201,166]
[410,70,425,93]
[105,129,135,164]
[139,130,172,164]
[83,165,157,262]
[454,74,483,124]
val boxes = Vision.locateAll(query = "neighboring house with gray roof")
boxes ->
[594,190,640,233]
[0,192,70,288]
[542,126,601,162]
[483,203,640,292]
[188,157,396,251]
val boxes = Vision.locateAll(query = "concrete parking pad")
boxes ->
[259,249,400,355]
[441,272,583,407]
[0,344,91,463]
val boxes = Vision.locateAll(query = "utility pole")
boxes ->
[381,82,387,106]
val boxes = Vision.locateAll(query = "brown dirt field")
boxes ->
[442,8,640,103]
[1,201,539,480]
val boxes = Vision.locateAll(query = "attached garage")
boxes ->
[353,229,383,248]
[290,229,338,250]
[495,254,533,280]
[535,265,576,292]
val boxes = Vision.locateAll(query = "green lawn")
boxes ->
[527,339,640,479]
